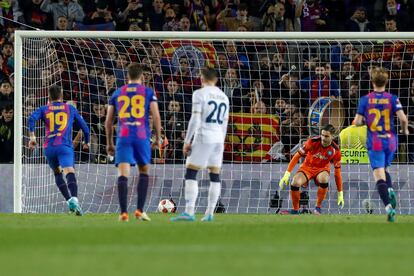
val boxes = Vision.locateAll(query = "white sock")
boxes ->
[184,180,198,215]
[205,182,221,216]
[385,204,392,213]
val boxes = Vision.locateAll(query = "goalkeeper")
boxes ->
[279,124,344,215]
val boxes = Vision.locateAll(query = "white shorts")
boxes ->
[186,143,224,169]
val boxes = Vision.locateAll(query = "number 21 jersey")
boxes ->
[357,91,402,150]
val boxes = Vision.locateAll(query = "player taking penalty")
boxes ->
[28,85,90,215]
[105,63,162,222]
[279,124,344,215]
[353,67,409,222]
[171,68,229,222]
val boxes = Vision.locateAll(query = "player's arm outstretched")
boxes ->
[279,151,302,189]
[73,106,91,150]
[27,107,43,149]
[183,91,202,156]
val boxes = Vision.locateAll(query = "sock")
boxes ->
[316,183,329,208]
[66,172,78,198]
[290,186,300,211]
[385,171,393,189]
[137,174,149,212]
[55,173,70,201]
[117,176,128,213]
[184,179,198,215]
[205,182,221,216]
[376,179,390,207]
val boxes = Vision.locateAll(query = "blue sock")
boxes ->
[66,173,78,197]
[55,173,70,201]
[137,174,149,212]
[118,176,128,213]
[376,180,390,206]
[385,172,393,189]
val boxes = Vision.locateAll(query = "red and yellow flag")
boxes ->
[224,113,280,163]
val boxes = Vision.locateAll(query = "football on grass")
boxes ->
[158,199,176,213]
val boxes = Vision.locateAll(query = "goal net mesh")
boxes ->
[19,35,414,214]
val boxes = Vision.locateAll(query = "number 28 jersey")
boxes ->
[192,85,229,144]
[357,91,402,150]
[109,83,157,141]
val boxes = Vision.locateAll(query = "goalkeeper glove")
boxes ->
[337,191,344,208]
[279,171,291,189]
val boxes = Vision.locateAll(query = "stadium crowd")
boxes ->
[1,0,414,164]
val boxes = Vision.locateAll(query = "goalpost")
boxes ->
[14,31,414,214]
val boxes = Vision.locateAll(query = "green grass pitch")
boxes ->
[1,214,414,276]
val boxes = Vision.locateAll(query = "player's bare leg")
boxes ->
[201,167,221,222]
[286,172,307,214]
[314,171,330,215]
[134,164,151,221]
[171,163,199,222]
[117,163,130,222]
[373,167,396,222]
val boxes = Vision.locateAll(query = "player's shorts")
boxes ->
[186,143,224,169]
[115,138,151,166]
[297,165,330,184]
[44,145,75,170]
[368,137,397,169]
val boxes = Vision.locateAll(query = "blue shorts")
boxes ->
[368,148,396,170]
[44,145,75,170]
[115,138,151,166]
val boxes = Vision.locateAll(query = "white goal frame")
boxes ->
[13,31,414,213]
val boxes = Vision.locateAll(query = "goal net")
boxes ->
[14,31,414,214]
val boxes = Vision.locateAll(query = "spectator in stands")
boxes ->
[83,0,114,25]
[297,0,328,32]
[345,6,375,32]
[0,103,13,163]
[262,2,285,32]
[251,100,268,115]
[284,0,301,31]
[222,67,243,112]
[178,14,191,31]
[40,0,84,30]
[342,81,360,126]
[173,56,200,98]
[21,0,54,29]
[104,70,117,96]
[165,99,185,141]
[1,41,13,76]
[384,0,409,31]
[114,53,128,85]
[298,64,340,105]
[322,0,346,31]
[185,0,211,31]
[55,15,69,30]
[274,99,286,117]
[384,16,398,32]
[0,79,13,104]
[0,0,24,30]
[117,0,146,30]
[147,0,165,31]
[89,99,108,163]
[216,3,254,31]
[162,6,180,31]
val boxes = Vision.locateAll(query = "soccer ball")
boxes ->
[158,199,176,213]
[362,199,375,214]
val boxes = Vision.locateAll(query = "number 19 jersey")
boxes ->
[192,85,229,144]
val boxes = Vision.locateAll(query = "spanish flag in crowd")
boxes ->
[161,40,216,68]
[224,113,280,163]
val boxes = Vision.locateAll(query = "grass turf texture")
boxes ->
[1,214,413,276]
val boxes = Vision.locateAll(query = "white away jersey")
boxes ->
[192,85,229,144]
